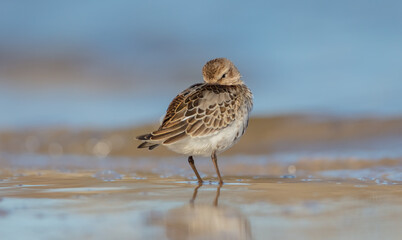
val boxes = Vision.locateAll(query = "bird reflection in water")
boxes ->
[189,183,221,206]
[147,184,251,240]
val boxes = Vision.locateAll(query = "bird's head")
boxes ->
[202,58,243,85]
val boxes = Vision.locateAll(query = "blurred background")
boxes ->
[1,0,402,130]
[2,3,402,239]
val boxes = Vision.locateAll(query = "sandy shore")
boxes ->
[1,114,402,157]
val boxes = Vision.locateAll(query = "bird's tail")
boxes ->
[136,133,160,150]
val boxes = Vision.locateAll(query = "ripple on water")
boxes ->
[93,170,123,182]
[319,166,402,185]
[385,172,402,182]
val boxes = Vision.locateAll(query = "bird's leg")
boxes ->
[188,156,203,184]
[211,151,223,184]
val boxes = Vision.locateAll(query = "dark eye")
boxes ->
[221,73,227,79]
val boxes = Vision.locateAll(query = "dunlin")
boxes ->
[137,58,253,184]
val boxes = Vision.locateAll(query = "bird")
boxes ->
[136,58,253,184]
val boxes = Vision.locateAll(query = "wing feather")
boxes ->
[186,120,203,134]
[163,132,187,144]
[140,83,245,145]
[182,85,241,138]
[150,124,187,140]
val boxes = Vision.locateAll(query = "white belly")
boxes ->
[166,116,248,157]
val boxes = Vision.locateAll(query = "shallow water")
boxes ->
[1,150,402,240]
[1,173,402,240]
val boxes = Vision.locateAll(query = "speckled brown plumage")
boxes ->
[146,84,252,145]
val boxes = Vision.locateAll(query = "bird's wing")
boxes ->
[148,84,240,144]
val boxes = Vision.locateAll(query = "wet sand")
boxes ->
[1,115,402,239]
[1,169,402,240]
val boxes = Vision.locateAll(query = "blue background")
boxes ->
[1,0,401,129]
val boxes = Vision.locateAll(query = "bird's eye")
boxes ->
[221,73,227,79]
